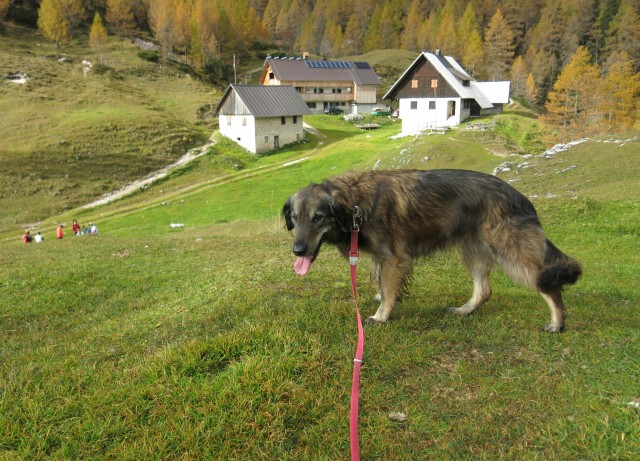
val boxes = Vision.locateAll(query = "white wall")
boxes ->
[219,114,257,153]
[399,98,463,135]
[218,115,305,154]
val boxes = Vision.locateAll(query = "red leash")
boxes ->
[349,208,364,461]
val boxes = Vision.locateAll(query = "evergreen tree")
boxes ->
[38,0,70,48]
[484,8,515,80]
[89,12,108,64]
[543,46,603,141]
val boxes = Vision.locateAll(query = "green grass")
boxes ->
[2,25,639,461]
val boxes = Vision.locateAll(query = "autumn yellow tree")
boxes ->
[484,8,515,81]
[510,56,527,97]
[89,12,108,64]
[0,0,10,21]
[106,0,136,36]
[543,46,603,142]
[601,51,640,132]
[38,0,70,48]
[148,0,173,58]
[400,0,423,52]
[525,73,538,104]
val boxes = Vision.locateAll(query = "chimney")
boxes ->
[435,49,441,57]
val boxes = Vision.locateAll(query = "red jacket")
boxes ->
[56,226,64,239]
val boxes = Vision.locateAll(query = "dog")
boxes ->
[283,169,582,332]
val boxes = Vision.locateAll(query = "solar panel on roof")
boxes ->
[305,60,350,69]
[354,62,371,69]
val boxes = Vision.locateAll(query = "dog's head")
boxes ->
[283,183,352,276]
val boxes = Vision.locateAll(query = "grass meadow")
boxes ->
[2,109,639,459]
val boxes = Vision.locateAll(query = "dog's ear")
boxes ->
[282,197,295,230]
[329,196,352,232]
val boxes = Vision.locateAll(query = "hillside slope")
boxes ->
[0,24,215,228]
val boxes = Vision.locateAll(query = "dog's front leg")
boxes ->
[370,259,382,302]
[367,256,412,323]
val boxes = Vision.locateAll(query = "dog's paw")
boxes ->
[447,306,473,317]
[543,323,565,333]
[365,316,387,325]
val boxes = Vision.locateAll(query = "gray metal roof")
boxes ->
[215,84,312,117]
[266,58,381,85]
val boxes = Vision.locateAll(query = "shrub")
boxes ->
[137,50,159,62]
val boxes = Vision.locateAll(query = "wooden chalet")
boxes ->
[384,51,510,135]
[259,56,382,114]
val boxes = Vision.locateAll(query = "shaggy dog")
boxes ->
[283,169,582,332]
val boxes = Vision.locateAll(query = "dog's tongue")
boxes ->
[294,256,313,276]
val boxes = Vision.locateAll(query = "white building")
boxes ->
[384,51,510,135]
[214,84,312,154]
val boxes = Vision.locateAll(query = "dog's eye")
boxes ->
[312,214,324,224]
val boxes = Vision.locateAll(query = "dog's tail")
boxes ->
[537,240,582,293]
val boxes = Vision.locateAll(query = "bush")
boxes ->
[137,51,159,62]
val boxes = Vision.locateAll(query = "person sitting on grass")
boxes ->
[34,231,44,243]
[22,230,33,244]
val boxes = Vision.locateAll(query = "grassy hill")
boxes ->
[1,26,639,461]
[0,24,216,229]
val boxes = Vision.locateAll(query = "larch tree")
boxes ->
[106,0,135,36]
[484,8,515,81]
[0,0,10,21]
[148,0,174,58]
[400,0,423,52]
[89,12,108,64]
[343,13,363,55]
[605,1,640,68]
[601,51,640,132]
[543,46,603,142]
[459,3,484,77]
[38,0,70,48]
[510,55,528,97]
[525,73,538,103]
[172,0,190,63]
[362,5,383,52]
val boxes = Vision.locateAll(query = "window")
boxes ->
[226,116,232,125]
[429,101,435,110]
[411,79,418,89]
[430,79,438,88]
[264,136,269,143]
[410,101,418,110]
[242,117,247,126]
[293,116,298,124]
[281,116,286,125]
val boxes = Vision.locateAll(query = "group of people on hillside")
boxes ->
[23,219,98,244]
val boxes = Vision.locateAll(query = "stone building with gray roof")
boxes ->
[214,84,311,154]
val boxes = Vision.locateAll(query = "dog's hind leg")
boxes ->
[540,291,566,333]
[367,256,412,323]
[449,245,493,316]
